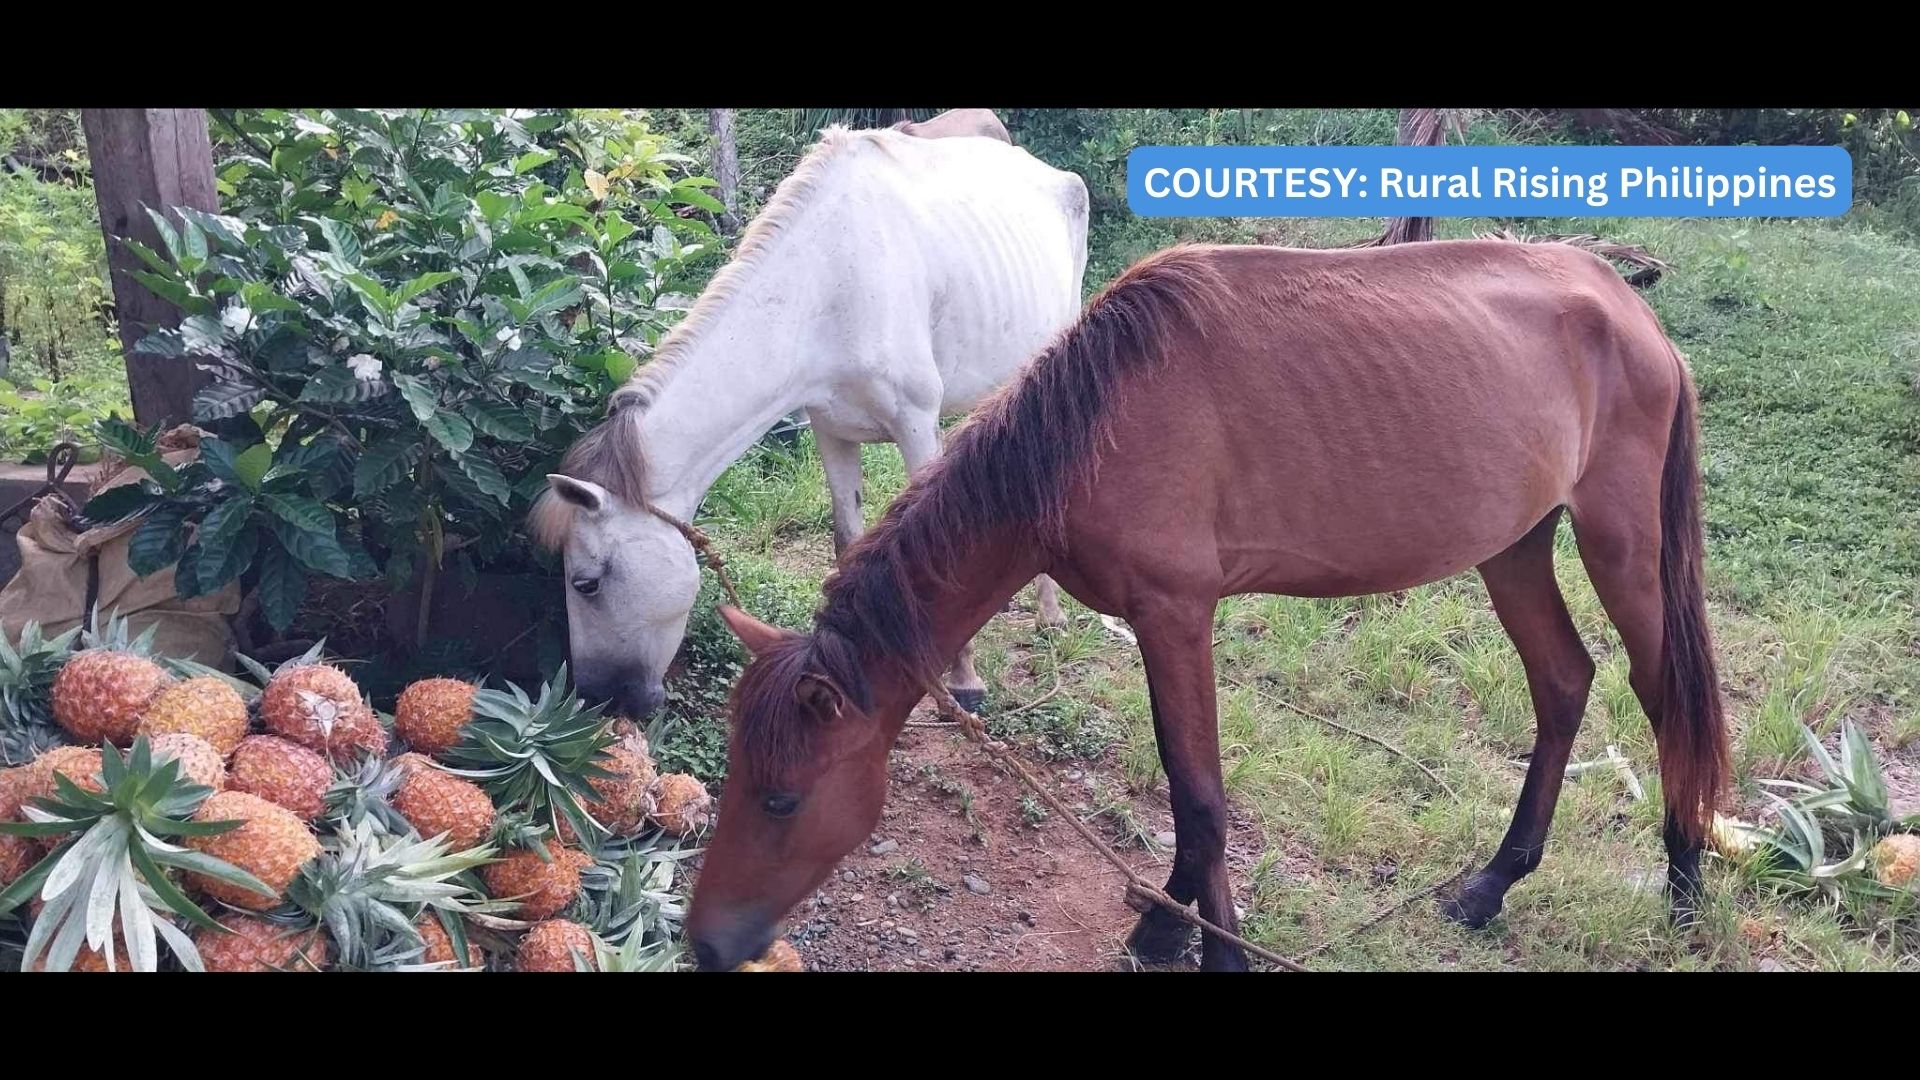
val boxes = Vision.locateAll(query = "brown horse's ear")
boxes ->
[717,605,785,657]
[794,673,846,723]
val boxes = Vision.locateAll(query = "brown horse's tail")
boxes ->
[1655,360,1730,844]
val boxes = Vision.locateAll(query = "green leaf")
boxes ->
[81,484,158,525]
[233,443,274,492]
[263,493,335,535]
[454,452,512,506]
[463,399,534,442]
[239,282,302,314]
[603,350,637,385]
[129,271,194,311]
[128,503,191,577]
[256,544,307,632]
[308,215,363,266]
[188,520,258,597]
[424,410,474,454]
[513,150,556,175]
[198,438,249,489]
[193,380,270,422]
[669,188,727,214]
[342,272,395,317]
[269,517,354,578]
[392,372,439,423]
[393,270,461,309]
[353,439,422,497]
[143,206,184,264]
[194,495,255,551]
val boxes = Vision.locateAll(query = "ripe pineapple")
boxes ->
[0,832,34,887]
[227,735,332,820]
[259,662,388,763]
[482,844,592,920]
[737,938,805,972]
[194,914,330,972]
[391,763,496,851]
[650,773,712,837]
[394,678,477,755]
[417,914,483,968]
[1,765,29,818]
[139,676,250,756]
[516,918,596,971]
[185,790,321,910]
[1873,833,1920,888]
[557,742,659,844]
[149,733,226,791]
[51,650,171,746]
[21,745,106,835]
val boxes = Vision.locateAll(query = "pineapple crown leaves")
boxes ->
[572,835,692,947]
[77,608,162,657]
[439,665,619,846]
[0,621,79,767]
[286,819,498,971]
[0,737,276,972]
[208,639,333,693]
[320,752,414,836]
[588,927,683,972]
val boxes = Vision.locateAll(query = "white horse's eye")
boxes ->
[571,577,601,597]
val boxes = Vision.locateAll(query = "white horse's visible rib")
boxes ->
[542,116,1088,715]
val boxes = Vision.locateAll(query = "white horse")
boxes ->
[532,116,1090,719]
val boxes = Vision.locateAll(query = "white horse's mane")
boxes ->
[532,125,901,547]
[617,124,898,410]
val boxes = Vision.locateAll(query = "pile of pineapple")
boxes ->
[0,615,782,972]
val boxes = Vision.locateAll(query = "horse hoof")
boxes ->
[949,688,988,715]
[1125,918,1193,964]
[1439,879,1504,931]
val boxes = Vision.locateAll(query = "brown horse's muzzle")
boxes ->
[688,910,777,972]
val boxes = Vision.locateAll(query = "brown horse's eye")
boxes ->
[763,793,799,819]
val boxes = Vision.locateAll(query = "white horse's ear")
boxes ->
[546,474,609,514]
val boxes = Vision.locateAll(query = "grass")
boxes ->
[668,206,1920,970]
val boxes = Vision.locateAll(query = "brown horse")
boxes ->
[687,239,1730,971]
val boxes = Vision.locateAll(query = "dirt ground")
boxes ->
[727,703,1271,972]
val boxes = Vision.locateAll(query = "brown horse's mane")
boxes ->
[732,245,1231,779]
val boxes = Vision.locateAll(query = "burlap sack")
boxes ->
[0,435,238,664]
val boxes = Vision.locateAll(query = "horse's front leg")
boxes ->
[815,431,866,558]
[1125,593,1246,971]
[1034,575,1068,630]
[888,417,990,712]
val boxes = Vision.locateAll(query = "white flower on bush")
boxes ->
[496,325,523,351]
[220,303,253,335]
[346,353,383,381]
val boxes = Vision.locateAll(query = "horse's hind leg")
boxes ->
[1442,509,1595,929]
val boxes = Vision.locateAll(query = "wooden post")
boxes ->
[707,108,742,234]
[81,109,219,428]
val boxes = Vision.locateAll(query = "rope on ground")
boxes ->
[929,680,1310,972]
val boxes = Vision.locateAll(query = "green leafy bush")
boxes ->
[0,109,130,459]
[86,109,722,632]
